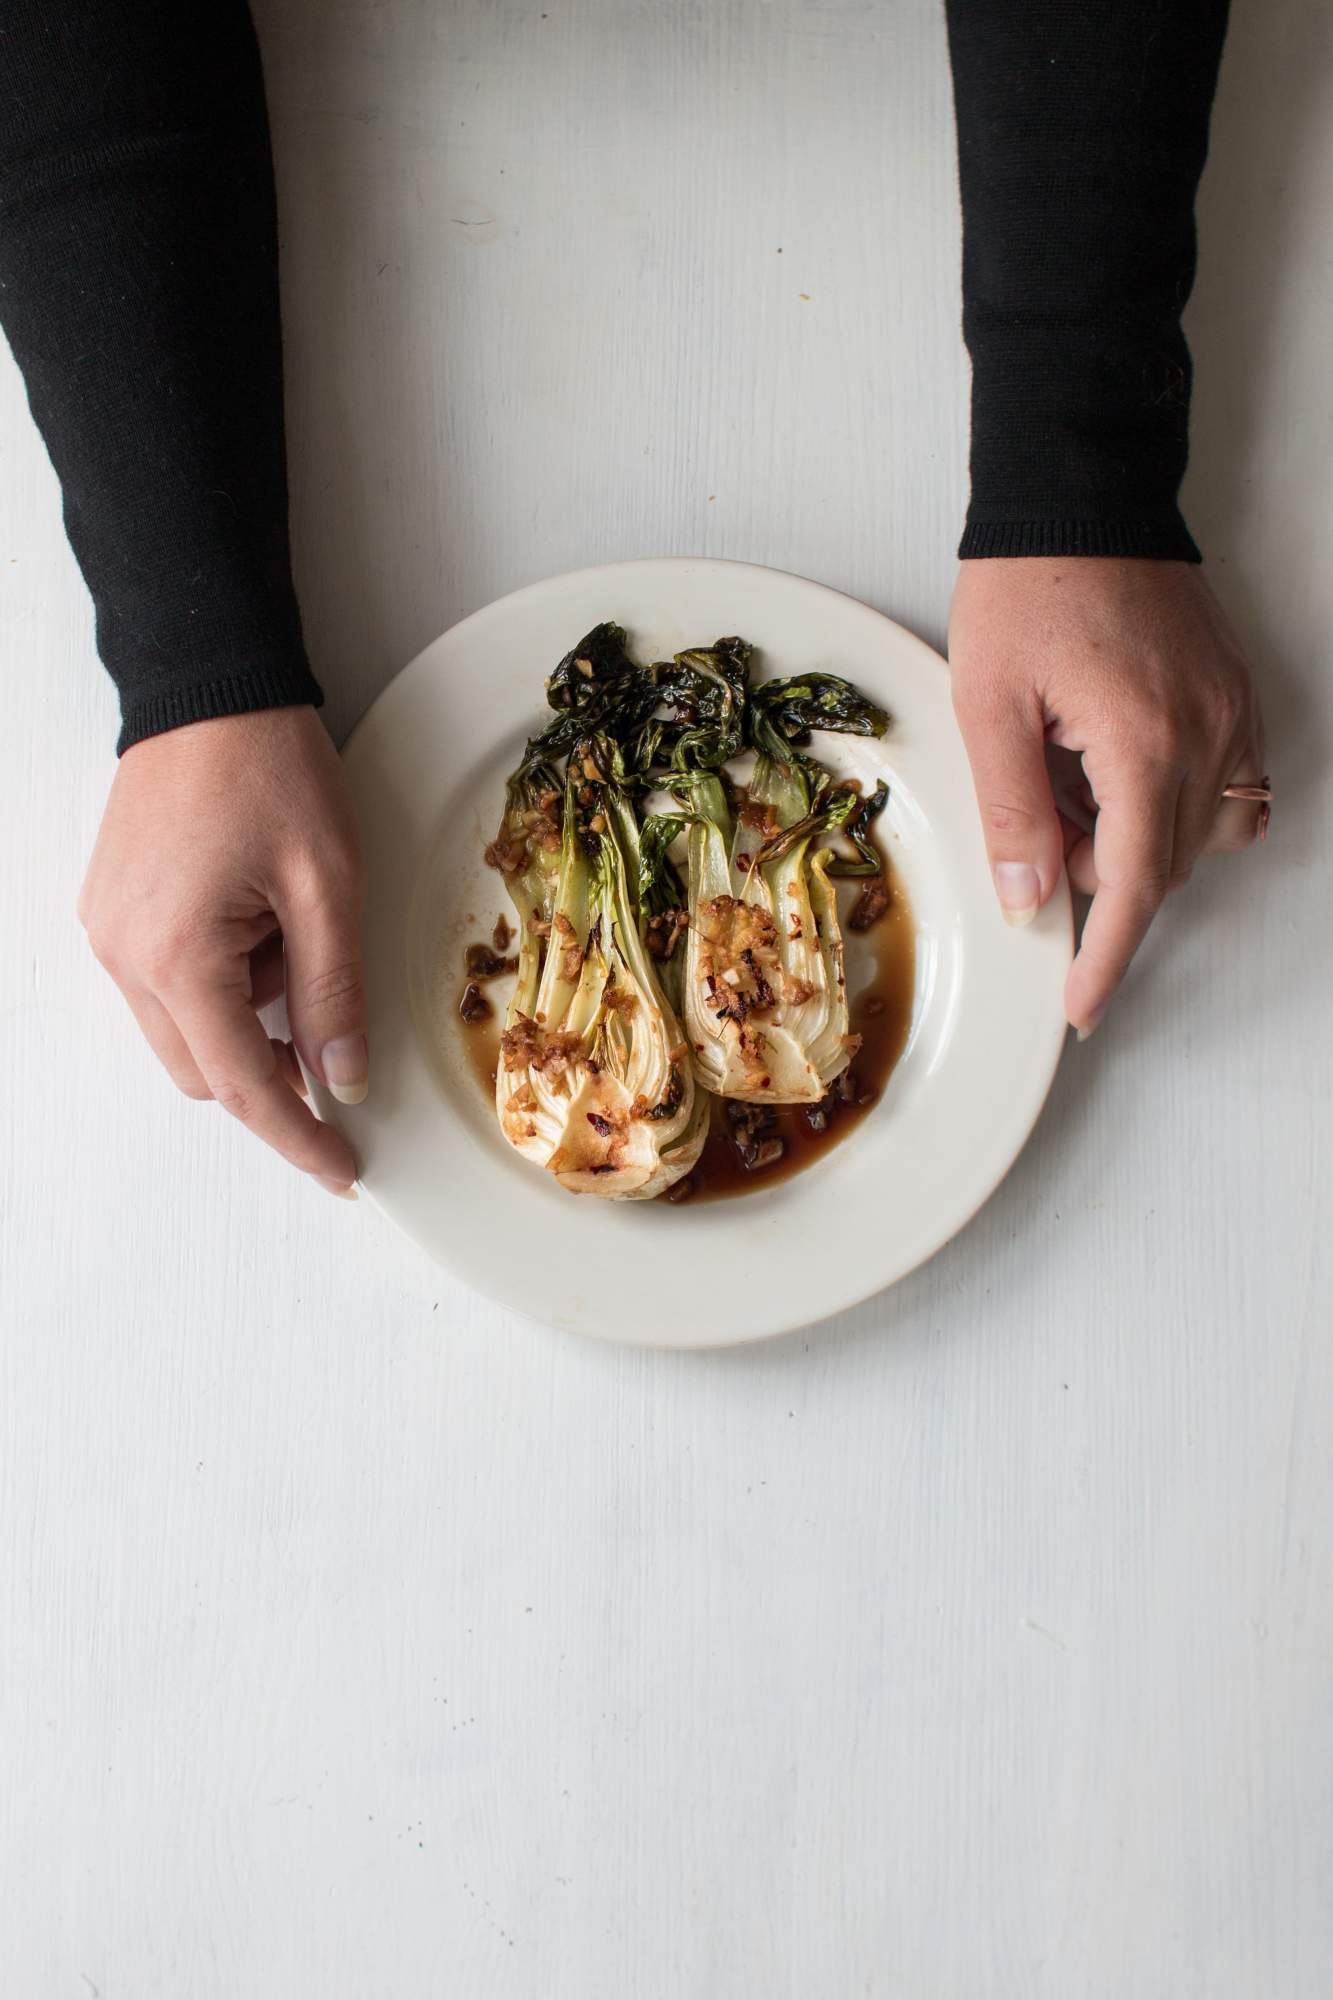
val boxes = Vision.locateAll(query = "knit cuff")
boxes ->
[116,655,325,754]
[959,513,1202,564]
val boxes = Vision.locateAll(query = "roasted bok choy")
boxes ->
[481,622,893,1197]
[486,682,706,1198]
[658,659,889,1105]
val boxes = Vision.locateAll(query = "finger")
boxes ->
[953,681,1064,926]
[1063,829,1098,898]
[1046,744,1091,825]
[249,930,286,1011]
[1203,738,1270,858]
[271,1036,310,1099]
[119,981,212,1100]
[1169,718,1254,873]
[1059,815,1098,897]
[1065,761,1182,1035]
[280,871,369,1104]
[167,978,358,1191]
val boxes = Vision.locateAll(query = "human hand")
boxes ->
[79,707,365,1196]
[948,557,1267,1036]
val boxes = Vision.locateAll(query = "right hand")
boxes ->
[79,705,365,1197]
[948,558,1266,1036]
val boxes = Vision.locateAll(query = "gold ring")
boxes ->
[1222,775,1272,840]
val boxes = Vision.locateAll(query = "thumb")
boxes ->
[281,873,369,1104]
[953,680,1064,927]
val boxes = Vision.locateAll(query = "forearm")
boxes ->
[0,1,320,751]
[945,0,1231,562]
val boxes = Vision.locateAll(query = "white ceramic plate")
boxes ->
[311,559,1071,1345]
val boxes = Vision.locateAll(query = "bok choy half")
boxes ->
[658,661,889,1106]
[487,711,706,1200]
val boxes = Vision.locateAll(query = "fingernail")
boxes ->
[994,861,1040,927]
[318,1176,358,1200]
[321,1033,368,1105]
[1075,1011,1104,1044]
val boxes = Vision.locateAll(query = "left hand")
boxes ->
[948,557,1266,1036]
[78,707,365,1196]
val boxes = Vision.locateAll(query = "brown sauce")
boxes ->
[460,870,914,1203]
[463,995,502,1096]
[679,881,914,1201]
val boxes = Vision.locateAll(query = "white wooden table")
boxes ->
[3,5,1331,1994]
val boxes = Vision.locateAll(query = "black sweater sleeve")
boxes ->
[1,2,1231,752]
[946,1,1230,563]
[0,2,321,753]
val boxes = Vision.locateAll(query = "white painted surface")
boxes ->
[1,2,1329,1993]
